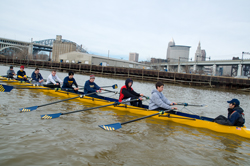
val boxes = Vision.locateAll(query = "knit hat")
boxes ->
[20,65,24,69]
[90,75,95,79]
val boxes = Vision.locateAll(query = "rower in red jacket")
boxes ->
[119,78,144,107]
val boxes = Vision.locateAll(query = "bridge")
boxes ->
[0,37,88,58]
[0,37,52,57]
[151,58,250,77]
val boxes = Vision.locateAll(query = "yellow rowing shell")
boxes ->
[1,76,250,139]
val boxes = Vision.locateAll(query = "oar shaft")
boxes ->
[37,91,99,107]
[38,96,79,107]
[121,109,173,125]
[103,89,118,93]
[60,98,143,115]
[62,103,115,115]
[176,103,205,107]
[16,88,51,90]
[121,112,160,125]
[101,85,114,88]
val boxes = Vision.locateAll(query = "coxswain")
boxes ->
[148,81,177,111]
[17,65,28,82]
[62,71,79,92]
[214,98,245,126]
[45,70,63,88]
[119,78,144,107]
[31,68,44,86]
[6,66,16,78]
[84,75,103,95]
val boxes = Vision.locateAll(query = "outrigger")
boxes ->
[1,76,250,139]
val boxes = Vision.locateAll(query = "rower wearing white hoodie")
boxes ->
[45,70,63,88]
[149,81,177,111]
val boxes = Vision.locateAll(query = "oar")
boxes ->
[78,84,118,89]
[102,84,118,89]
[0,84,74,92]
[102,89,150,99]
[19,91,99,112]
[98,109,174,131]
[40,98,146,119]
[0,84,14,92]
[174,103,207,107]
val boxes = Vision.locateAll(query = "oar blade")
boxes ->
[41,113,62,119]
[0,84,14,92]
[98,123,122,131]
[19,106,38,112]
[112,84,118,89]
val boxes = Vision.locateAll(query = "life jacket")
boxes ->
[230,111,245,126]
[119,85,133,102]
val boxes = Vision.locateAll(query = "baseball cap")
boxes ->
[227,98,240,106]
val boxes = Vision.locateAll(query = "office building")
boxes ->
[129,52,139,62]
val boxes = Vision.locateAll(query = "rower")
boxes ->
[31,68,44,86]
[6,66,16,79]
[17,65,28,82]
[119,78,144,107]
[84,75,103,96]
[214,98,245,126]
[148,81,177,111]
[62,71,79,93]
[45,70,63,88]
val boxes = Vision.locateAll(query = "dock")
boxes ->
[1,57,249,90]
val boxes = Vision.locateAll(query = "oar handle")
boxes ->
[175,103,188,106]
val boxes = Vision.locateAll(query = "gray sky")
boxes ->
[1,0,249,61]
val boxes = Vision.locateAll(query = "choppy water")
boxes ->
[0,65,250,166]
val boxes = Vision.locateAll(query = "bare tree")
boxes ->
[184,65,190,73]
[15,48,29,60]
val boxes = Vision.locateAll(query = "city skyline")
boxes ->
[0,0,249,61]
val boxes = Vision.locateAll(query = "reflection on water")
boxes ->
[0,65,250,165]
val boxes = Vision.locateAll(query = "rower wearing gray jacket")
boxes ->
[149,81,177,110]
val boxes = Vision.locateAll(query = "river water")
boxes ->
[0,65,250,166]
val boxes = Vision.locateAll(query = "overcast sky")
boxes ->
[1,0,249,61]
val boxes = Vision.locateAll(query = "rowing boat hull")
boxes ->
[1,76,250,139]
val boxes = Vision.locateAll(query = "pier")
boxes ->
[1,57,249,90]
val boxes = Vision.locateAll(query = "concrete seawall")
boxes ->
[1,57,250,90]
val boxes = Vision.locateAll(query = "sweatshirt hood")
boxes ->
[151,89,159,94]
[233,106,244,114]
[125,78,133,88]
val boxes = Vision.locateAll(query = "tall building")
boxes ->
[166,38,191,62]
[52,35,76,62]
[194,42,206,61]
[201,50,206,61]
[129,52,139,62]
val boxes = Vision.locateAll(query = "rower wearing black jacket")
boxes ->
[62,71,79,93]
[119,78,144,107]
